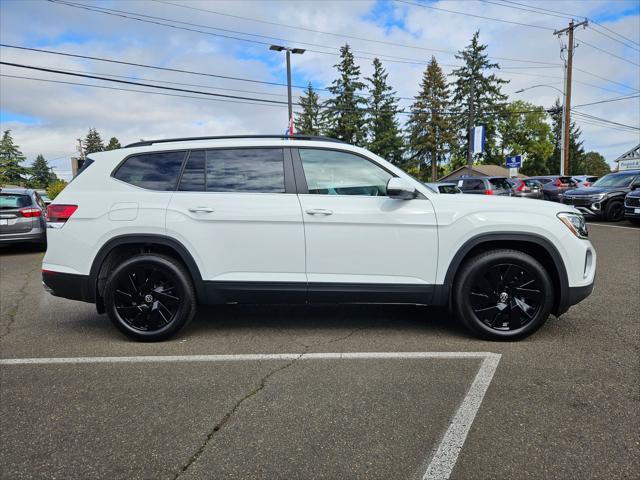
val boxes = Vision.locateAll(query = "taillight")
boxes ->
[19,207,42,217]
[516,181,525,192]
[47,204,78,222]
[484,189,494,195]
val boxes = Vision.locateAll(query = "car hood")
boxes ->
[565,186,627,196]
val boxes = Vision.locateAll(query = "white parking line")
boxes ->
[0,351,501,480]
[587,222,639,231]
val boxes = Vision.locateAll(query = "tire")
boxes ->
[604,200,624,222]
[543,193,552,202]
[453,249,554,341]
[104,254,196,341]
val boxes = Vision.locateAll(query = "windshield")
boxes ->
[592,173,637,188]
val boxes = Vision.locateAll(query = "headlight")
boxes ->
[557,212,588,239]
[590,193,606,201]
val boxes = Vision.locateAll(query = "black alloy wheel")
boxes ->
[454,249,554,340]
[605,200,624,222]
[104,254,195,341]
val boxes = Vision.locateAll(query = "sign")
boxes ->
[472,125,485,155]
[506,155,522,168]
[618,158,640,171]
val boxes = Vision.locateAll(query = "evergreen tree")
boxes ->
[549,98,585,174]
[30,154,56,188]
[323,44,367,145]
[498,101,553,176]
[407,56,455,181]
[0,130,29,185]
[294,83,323,135]
[451,31,508,167]
[582,151,611,177]
[365,58,403,164]
[105,136,121,150]
[83,128,104,155]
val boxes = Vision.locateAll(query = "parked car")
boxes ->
[561,170,640,221]
[456,176,513,196]
[529,176,578,202]
[624,189,640,224]
[572,175,598,188]
[424,182,463,194]
[0,188,48,246]
[506,178,544,199]
[36,189,52,205]
[42,135,596,342]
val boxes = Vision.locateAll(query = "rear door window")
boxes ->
[461,179,484,191]
[178,148,285,193]
[489,178,511,190]
[114,151,186,190]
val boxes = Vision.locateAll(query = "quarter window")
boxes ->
[299,149,393,196]
[114,151,186,190]
[178,148,285,193]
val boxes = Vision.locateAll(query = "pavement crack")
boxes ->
[0,263,40,341]
[172,349,308,479]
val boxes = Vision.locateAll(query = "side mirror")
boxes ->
[387,177,417,200]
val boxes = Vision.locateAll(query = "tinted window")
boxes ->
[178,150,206,191]
[114,151,186,190]
[0,194,31,209]
[460,179,484,191]
[299,149,393,196]
[536,178,552,184]
[592,173,638,188]
[489,178,511,190]
[439,185,461,194]
[206,148,284,193]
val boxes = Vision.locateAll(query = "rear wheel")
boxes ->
[453,249,554,340]
[104,254,196,341]
[604,200,624,222]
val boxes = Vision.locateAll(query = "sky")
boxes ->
[0,0,639,179]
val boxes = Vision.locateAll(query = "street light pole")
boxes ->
[269,45,305,136]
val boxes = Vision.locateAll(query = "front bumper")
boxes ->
[561,197,605,217]
[42,270,95,303]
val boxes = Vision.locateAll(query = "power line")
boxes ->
[480,0,571,20]
[573,67,639,93]
[48,0,561,67]
[154,0,561,67]
[395,0,556,31]
[590,20,640,49]
[0,61,291,105]
[572,93,640,108]
[576,37,640,67]
[571,110,639,130]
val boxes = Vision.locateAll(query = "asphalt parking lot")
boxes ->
[1,220,638,480]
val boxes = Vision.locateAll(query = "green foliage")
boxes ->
[365,58,403,164]
[407,56,455,181]
[323,44,367,145]
[83,128,104,155]
[499,101,553,176]
[29,154,56,188]
[582,151,611,177]
[105,136,121,150]
[47,179,68,200]
[450,31,509,166]
[295,83,323,136]
[548,98,585,174]
[0,130,29,185]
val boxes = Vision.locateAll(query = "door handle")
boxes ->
[305,208,333,216]
[188,207,215,213]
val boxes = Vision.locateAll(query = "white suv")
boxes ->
[43,135,596,341]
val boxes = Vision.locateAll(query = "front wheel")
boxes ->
[453,249,554,340]
[604,200,624,222]
[104,254,196,341]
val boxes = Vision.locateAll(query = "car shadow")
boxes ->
[0,243,46,256]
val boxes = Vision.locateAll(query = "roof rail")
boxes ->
[125,135,344,148]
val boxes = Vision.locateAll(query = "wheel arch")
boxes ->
[435,232,570,316]
[90,234,205,308]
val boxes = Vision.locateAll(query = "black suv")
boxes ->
[561,170,640,221]
[624,189,640,224]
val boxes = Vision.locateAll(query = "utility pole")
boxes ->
[554,19,588,176]
[269,45,306,136]
[467,78,475,167]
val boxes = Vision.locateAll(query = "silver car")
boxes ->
[0,188,47,246]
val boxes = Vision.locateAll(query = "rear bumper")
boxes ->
[0,228,45,244]
[42,270,94,303]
